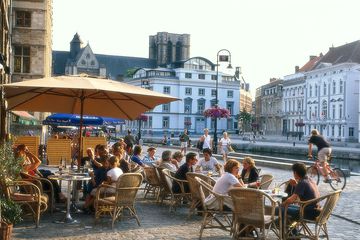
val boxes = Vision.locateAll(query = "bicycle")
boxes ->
[306,155,346,190]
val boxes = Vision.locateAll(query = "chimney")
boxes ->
[295,66,300,73]
[309,55,316,61]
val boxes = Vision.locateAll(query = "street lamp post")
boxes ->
[214,49,232,153]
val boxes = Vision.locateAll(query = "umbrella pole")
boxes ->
[77,97,84,172]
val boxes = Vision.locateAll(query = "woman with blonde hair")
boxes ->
[219,131,231,162]
[240,156,259,188]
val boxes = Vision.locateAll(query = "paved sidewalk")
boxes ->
[12,146,360,240]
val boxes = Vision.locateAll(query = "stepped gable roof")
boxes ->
[299,55,322,72]
[312,40,360,69]
[52,51,156,79]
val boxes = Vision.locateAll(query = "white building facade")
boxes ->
[282,72,306,134]
[124,57,240,136]
[304,63,359,142]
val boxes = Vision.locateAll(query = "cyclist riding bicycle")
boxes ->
[308,129,332,183]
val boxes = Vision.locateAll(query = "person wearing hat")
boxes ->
[308,129,332,182]
[143,146,158,164]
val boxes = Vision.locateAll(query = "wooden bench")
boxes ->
[46,138,72,166]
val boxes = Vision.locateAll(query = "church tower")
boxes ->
[70,32,83,59]
[149,32,190,66]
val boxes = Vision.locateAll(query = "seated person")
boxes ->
[205,159,244,210]
[104,156,123,194]
[130,145,145,168]
[172,152,198,194]
[112,143,130,173]
[279,162,321,227]
[142,147,158,164]
[171,151,184,169]
[195,148,221,172]
[240,156,260,188]
[16,144,66,203]
[157,150,177,171]
[83,156,110,212]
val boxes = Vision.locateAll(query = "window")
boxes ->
[331,126,335,136]
[315,85,318,97]
[314,106,318,118]
[198,88,205,96]
[16,11,31,27]
[14,46,30,73]
[309,106,312,119]
[226,102,234,114]
[349,127,354,137]
[285,101,287,112]
[332,105,336,119]
[162,117,169,128]
[323,82,327,95]
[163,86,170,94]
[162,103,170,112]
[185,88,192,95]
[148,116,152,128]
[211,89,216,97]
[198,74,205,79]
[339,104,343,118]
[321,100,327,119]
[339,81,343,93]
[338,125,342,137]
[211,75,217,80]
[227,90,233,98]
[184,117,191,128]
[332,82,336,94]
[197,100,205,113]
[184,98,192,113]
[309,85,312,97]
[185,73,192,79]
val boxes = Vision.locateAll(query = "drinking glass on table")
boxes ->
[273,183,280,194]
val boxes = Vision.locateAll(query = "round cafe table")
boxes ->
[48,173,91,224]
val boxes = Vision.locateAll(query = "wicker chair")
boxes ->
[143,166,161,200]
[155,166,171,203]
[229,187,282,239]
[186,172,216,218]
[94,173,143,229]
[20,172,55,214]
[259,174,274,190]
[284,190,342,240]
[3,180,48,228]
[162,168,191,212]
[194,177,233,239]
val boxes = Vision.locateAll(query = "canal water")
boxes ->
[240,150,360,173]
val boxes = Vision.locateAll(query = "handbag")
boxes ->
[196,140,204,150]
[227,145,234,152]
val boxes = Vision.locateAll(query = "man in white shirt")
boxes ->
[195,148,221,172]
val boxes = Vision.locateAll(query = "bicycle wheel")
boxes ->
[307,166,320,185]
[329,168,346,190]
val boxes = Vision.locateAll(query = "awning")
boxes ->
[11,111,36,120]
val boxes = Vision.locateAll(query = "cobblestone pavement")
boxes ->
[12,146,360,240]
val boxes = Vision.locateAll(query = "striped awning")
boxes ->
[11,111,36,120]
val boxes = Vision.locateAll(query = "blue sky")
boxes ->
[53,0,360,96]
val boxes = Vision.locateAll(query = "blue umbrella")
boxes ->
[43,113,124,126]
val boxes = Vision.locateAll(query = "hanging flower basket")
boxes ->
[295,122,305,127]
[137,114,148,122]
[203,106,230,119]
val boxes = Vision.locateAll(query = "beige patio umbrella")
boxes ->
[3,75,179,165]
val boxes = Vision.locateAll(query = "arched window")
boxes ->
[321,100,327,119]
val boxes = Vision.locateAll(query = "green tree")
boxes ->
[238,108,252,132]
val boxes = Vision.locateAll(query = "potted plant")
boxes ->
[0,198,22,240]
[0,141,23,240]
